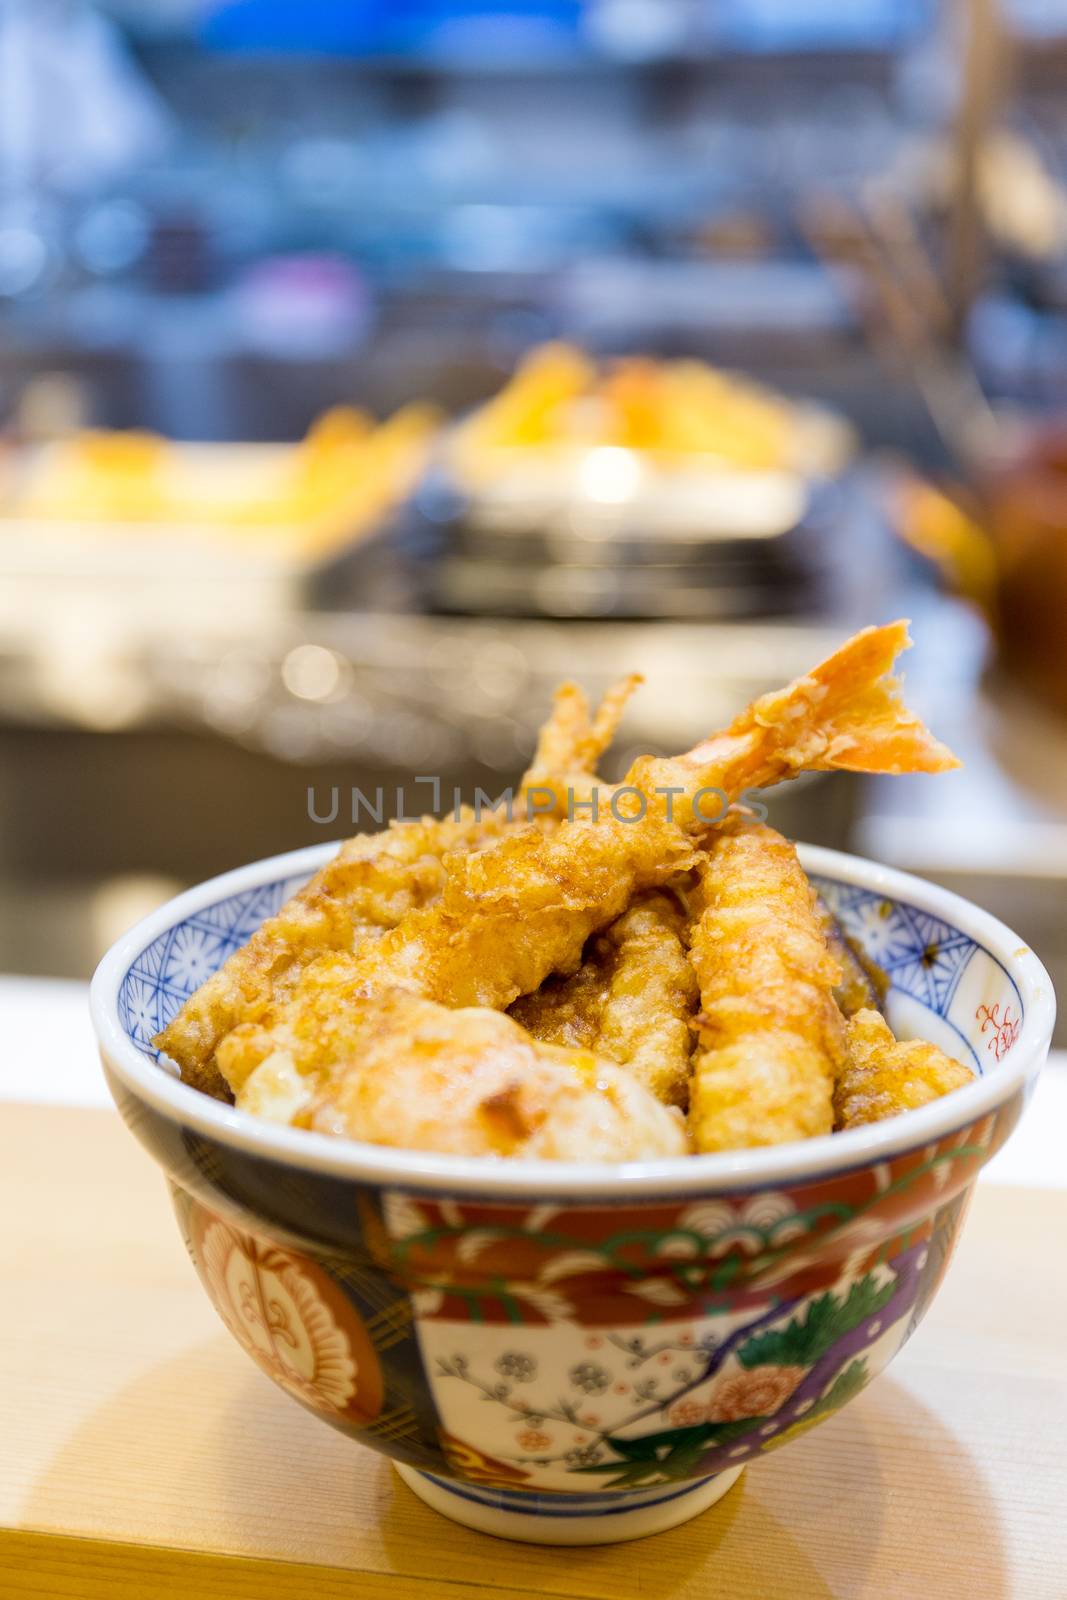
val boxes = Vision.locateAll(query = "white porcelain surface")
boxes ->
[394,1462,745,1545]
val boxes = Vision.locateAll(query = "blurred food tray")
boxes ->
[0,408,437,629]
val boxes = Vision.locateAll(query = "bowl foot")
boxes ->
[394,1462,744,1545]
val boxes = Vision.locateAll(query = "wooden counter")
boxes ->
[1,1104,1063,1598]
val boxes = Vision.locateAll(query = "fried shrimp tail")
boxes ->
[836,1009,974,1129]
[333,621,956,1014]
[687,821,846,1152]
[236,985,688,1162]
[793,621,960,777]
[628,621,957,829]
[520,673,642,815]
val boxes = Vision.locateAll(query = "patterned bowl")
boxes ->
[91,842,1054,1545]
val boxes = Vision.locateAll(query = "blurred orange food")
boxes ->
[451,342,851,484]
[7,402,440,559]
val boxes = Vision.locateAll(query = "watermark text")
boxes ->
[307,782,769,828]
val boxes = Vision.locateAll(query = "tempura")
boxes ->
[512,890,697,1107]
[688,820,846,1152]
[155,674,637,1097]
[238,984,689,1162]
[157,620,975,1161]
[261,621,955,1019]
[836,1009,974,1129]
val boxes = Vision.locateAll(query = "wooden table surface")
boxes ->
[1,1104,1064,1600]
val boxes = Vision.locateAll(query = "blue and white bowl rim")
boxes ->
[90,841,1056,1197]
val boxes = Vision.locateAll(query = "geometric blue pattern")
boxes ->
[811,876,978,1019]
[118,871,310,1059]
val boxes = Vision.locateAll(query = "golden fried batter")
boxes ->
[217,816,696,1091]
[511,890,698,1106]
[155,676,636,1097]
[274,622,955,1022]
[323,814,695,1014]
[836,1009,974,1129]
[688,821,846,1152]
[596,892,698,1107]
[154,810,509,1099]
[237,986,689,1162]
[509,955,606,1052]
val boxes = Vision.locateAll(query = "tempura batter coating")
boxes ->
[154,810,509,1098]
[155,676,636,1097]
[236,986,688,1162]
[595,892,699,1107]
[511,890,698,1106]
[281,622,955,1021]
[688,822,847,1152]
[836,1009,974,1129]
[508,956,606,1052]
[217,817,696,1091]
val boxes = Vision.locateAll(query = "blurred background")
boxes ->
[2,0,1067,1038]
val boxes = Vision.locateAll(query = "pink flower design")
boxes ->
[669,1399,708,1427]
[710,1364,806,1422]
[517,1428,553,1452]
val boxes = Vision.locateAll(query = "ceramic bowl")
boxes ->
[91,843,1054,1545]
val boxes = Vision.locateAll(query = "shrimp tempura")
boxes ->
[627,619,956,832]
[237,985,688,1162]
[155,676,636,1097]
[688,820,847,1152]
[300,621,956,1015]
[215,622,955,1096]
[836,1009,974,1129]
[594,892,698,1107]
[512,891,697,1108]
